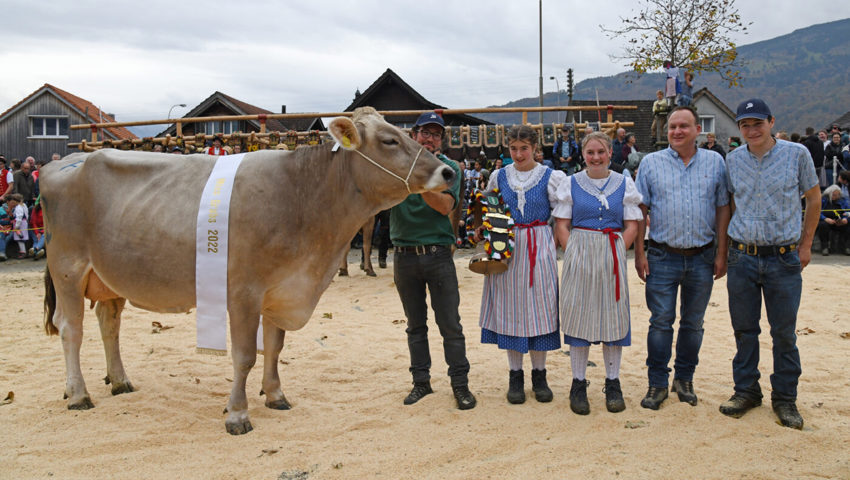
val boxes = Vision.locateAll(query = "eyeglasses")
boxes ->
[417,129,442,139]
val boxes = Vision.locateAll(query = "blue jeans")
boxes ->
[645,245,716,387]
[394,246,470,386]
[726,248,802,403]
[0,231,11,257]
[33,233,45,250]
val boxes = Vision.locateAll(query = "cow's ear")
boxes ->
[328,117,362,150]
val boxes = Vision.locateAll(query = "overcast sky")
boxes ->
[2,0,847,125]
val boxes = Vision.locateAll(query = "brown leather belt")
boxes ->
[729,239,797,256]
[647,239,714,256]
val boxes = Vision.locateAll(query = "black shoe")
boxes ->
[671,378,698,406]
[507,369,525,404]
[604,378,626,413]
[640,386,668,410]
[379,258,387,269]
[569,378,590,415]
[773,401,803,430]
[719,393,761,418]
[403,381,433,405]
[531,369,553,403]
[452,385,476,410]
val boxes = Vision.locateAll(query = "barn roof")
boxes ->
[0,83,137,141]
[157,91,324,137]
[345,68,488,126]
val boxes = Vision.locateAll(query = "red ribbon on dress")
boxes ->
[576,227,623,301]
[515,220,548,288]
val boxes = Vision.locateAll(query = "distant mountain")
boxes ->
[480,18,850,134]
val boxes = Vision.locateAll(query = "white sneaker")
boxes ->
[35,249,46,260]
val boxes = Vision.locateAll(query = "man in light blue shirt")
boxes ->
[719,98,820,430]
[634,106,730,410]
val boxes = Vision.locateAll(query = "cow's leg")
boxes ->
[52,275,92,409]
[260,318,290,410]
[224,299,261,435]
[361,219,376,277]
[95,298,135,395]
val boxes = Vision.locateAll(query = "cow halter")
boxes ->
[352,146,423,194]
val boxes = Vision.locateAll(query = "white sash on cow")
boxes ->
[195,153,263,355]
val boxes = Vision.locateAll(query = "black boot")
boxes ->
[507,369,525,404]
[531,369,553,403]
[569,378,590,415]
[604,378,626,412]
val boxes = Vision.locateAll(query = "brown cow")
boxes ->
[40,107,454,434]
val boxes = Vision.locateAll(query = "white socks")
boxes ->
[570,345,623,380]
[602,345,622,379]
[507,349,523,371]
[570,346,590,380]
[530,350,547,371]
[507,349,548,371]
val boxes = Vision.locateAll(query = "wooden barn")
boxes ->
[345,68,492,162]
[0,84,136,162]
[157,91,325,139]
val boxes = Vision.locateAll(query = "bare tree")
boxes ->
[601,0,751,87]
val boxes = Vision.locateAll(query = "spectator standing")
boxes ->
[677,71,694,106]
[664,62,679,106]
[206,137,228,156]
[720,98,820,430]
[824,133,844,184]
[634,106,730,410]
[13,159,35,207]
[0,157,12,202]
[553,126,580,175]
[651,90,668,144]
[391,111,476,410]
[700,133,727,159]
[611,128,627,168]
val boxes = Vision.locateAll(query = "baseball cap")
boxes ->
[735,98,772,122]
[414,111,444,129]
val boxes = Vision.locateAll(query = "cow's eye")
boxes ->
[382,138,399,146]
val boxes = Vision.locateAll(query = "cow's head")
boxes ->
[328,107,454,203]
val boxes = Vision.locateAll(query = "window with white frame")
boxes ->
[201,120,241,135]
[30,116,69,138]
[699,115,715,134]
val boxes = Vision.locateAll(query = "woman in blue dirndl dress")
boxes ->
[553,132,642,415]
[478,125,566,404]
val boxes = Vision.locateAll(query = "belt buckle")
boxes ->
[745,244,758,256]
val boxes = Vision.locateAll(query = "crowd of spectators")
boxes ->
[0,153,50,261]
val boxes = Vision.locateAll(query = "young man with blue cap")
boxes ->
[391,111,476,410]
[720,98,820,430]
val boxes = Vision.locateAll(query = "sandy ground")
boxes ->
[1,249,849,480]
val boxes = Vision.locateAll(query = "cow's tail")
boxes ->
[44,264,59,336]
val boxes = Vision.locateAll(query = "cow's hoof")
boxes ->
[225,419,254,435]
[111,381,135,396]
[68,397,95,410]
[265,397,291,410]
[338,269,348,277]
[366,270,377,277]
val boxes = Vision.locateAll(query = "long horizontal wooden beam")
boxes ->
[70,105,638,130]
